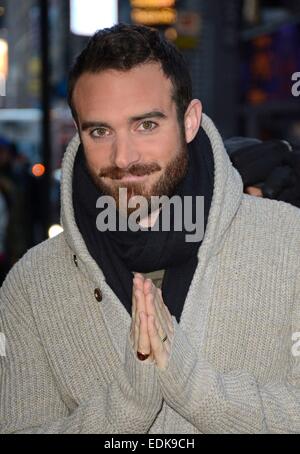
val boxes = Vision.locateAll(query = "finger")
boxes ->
[143,280,170,344]
[131,274,145,349]
[135,287,146,315]
[132,274,145,320]
[148,315,167,368]
[145,290,168,343]
[133,274,144,323]
[134,287,147,350]
[144,281,156,317]
[131,273,139,320]
[138,311,151,355]
[156,288,169,321]
[133,273,144,291]
[143,278,153,295]
[153,287,169,332]
[156,289,174,335]
[145,282,169,338]
[144,280,162,324]
[130,292,136,346]
[134,311,139,351]
[132,286,137,322]
[144,279,164,325]
[151,288,173,336]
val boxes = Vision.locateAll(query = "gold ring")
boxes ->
[161,334,168,343]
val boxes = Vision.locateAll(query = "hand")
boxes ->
[130,273,174,369]
[245,186,263,197]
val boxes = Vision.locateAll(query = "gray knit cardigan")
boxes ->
[1,114,300,434]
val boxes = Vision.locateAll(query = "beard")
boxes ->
[85,131,189,218]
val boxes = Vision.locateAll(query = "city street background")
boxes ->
[0,0,300,284]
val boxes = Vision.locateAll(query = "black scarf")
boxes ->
[72,128,214,322]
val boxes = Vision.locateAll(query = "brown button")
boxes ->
[94,288,102,302]
[73,255,78,267]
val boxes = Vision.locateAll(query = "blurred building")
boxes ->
[2,0,299,142]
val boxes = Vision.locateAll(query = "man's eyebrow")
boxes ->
[81,111,167,131]
[129,111,167,122]
[81,121,110,131]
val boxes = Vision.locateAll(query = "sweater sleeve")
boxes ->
[0,262,162,434]
[157,317,300,434]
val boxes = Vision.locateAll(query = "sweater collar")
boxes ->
[60,113,244,357]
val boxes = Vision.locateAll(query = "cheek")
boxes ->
[137,134,178,166]
[81,139,111,171]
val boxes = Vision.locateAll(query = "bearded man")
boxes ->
[1,24,300,434]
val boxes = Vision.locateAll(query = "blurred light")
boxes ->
[130,0,175,7]
[0,6,5,16]
[164,27,178,41]
[70,0,118,36]
[0,38,8,97]
[53,168,62,182]
[131,8,177,25]
[32,163,46,177]
[0,38,8,77]
[48,224,64,239]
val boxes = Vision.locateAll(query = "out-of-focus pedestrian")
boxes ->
[0,137,31,267]
[226,137,300,208]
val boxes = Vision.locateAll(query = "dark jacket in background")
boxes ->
[225,137,300,208]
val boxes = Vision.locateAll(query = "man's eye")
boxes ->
[90,128,109,138]
[139,121,157,131]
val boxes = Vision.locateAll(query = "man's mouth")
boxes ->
[116,174,149,183]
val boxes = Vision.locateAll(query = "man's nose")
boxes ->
[112,135,140,170]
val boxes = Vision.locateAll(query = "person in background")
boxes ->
[0,137,15,277]
[225,137,300,208]
[0,138,31,267]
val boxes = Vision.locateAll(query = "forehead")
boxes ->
[73,63,175,121]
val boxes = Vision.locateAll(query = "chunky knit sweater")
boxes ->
[1,114,300,434]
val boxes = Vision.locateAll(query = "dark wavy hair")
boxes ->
[68,23,192,125]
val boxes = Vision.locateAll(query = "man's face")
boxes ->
[73,63,188,214]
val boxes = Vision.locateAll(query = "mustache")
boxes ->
[98,163,161,180]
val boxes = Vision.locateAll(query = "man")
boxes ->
[1,24,300,434]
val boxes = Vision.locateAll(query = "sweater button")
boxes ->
[94,288,102,302]
[73,255,78,267]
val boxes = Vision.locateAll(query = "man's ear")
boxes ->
[184,99,202,143]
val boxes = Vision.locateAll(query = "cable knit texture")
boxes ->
[1,114,300,434]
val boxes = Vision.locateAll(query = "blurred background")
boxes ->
[0,0,300,284]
